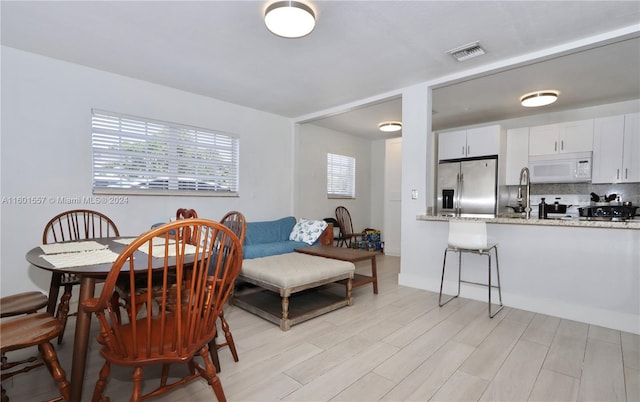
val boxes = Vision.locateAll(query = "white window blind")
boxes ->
[92,109,239,195]
[327,153,355,198]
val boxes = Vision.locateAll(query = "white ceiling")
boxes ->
[2,1,639,139]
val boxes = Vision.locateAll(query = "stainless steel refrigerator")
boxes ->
[436,157,498,217]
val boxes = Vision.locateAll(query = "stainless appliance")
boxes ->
[528,152,592,183]
[436,157,498,217]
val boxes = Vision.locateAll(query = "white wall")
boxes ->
[295,123,374,232]
[383,138,402,256]
[369,139,386,234]
[400,83,432,280]
[0,46,296,295]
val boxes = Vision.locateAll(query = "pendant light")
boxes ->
[265,1,316,38]
[520,91,559,107]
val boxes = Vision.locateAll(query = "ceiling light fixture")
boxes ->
[264,1,316,38]
[520,91,559,107]
[378,121,402,132]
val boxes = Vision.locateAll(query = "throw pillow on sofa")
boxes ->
[289,219,328,245]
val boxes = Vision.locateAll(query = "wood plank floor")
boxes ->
[4,254,639,401]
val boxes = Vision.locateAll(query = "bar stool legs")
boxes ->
[438,244,504,318]
[487,245,503,318]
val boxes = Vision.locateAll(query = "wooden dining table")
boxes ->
[25,237,216,402]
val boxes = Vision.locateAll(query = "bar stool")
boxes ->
[438,220,504,318]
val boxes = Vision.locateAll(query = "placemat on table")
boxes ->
[39,241,107,255]
[114,237,196,257]
[141,243,197,258]
[114,237,175,246]
[41,249,120,268]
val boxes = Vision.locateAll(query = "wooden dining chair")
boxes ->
[209,211,246,370]
[0,291,51,399]
[0,291,49,318]
[83,218,243,402]
[42,209,120,344]
[115,208,199,323]
[0,310,70,402]
[335,206,364,248]
[176,208,199,243]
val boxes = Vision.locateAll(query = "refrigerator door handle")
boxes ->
[458,173,464,216]
[454,173,459,216]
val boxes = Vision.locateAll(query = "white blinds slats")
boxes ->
[92,109,239,194]
[327,153,355,198]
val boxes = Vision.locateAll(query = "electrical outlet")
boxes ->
[411,189,418,199]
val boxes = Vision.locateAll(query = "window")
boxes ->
[327,153,355,198]
[92,109,239,196]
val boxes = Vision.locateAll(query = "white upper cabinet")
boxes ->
[529,119,594,156]
[623,113,640,183]
[438,129,467,160]
[438,125,501,160]
[505,127,529,185]
[561,120,595,153]
[592,113,640,183]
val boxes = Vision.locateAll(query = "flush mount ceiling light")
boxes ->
[378,121,402,132]
[520,91,559,107]
[264,1,316,38]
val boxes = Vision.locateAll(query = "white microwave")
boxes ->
[529,152,592,183]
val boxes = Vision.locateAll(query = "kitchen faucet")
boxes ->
[517,167,532,219]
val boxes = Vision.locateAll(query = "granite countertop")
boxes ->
[416,214,640,230]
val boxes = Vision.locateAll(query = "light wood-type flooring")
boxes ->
[3,254,639,401]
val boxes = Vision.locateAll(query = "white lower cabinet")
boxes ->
[592,113,640,183]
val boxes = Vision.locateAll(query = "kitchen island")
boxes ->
[400,215,640,334]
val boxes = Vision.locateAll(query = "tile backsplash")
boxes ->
[502,182,640,216]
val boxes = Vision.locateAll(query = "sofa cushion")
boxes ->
[244,216,297,246]
[243,240,309,260]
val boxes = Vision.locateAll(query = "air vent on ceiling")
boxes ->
[446,41,486,62]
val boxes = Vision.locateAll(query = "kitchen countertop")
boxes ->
[416,214,640,230]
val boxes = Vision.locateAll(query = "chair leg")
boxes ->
[39,342,70,402]
[439,248,461,307]
[218,312,239,362]
[56,284,73,344]
[209,337,221,373]
[131,366,144,402]
[92,361,110,402]
[199,347,227,402]
[488,246,504,318]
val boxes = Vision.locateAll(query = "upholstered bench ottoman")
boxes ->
[232,252,355,331]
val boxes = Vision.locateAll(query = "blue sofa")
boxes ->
[243,216,330,259]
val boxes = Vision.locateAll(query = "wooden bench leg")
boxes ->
[280,296,290,331]
[346,278,353,306]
